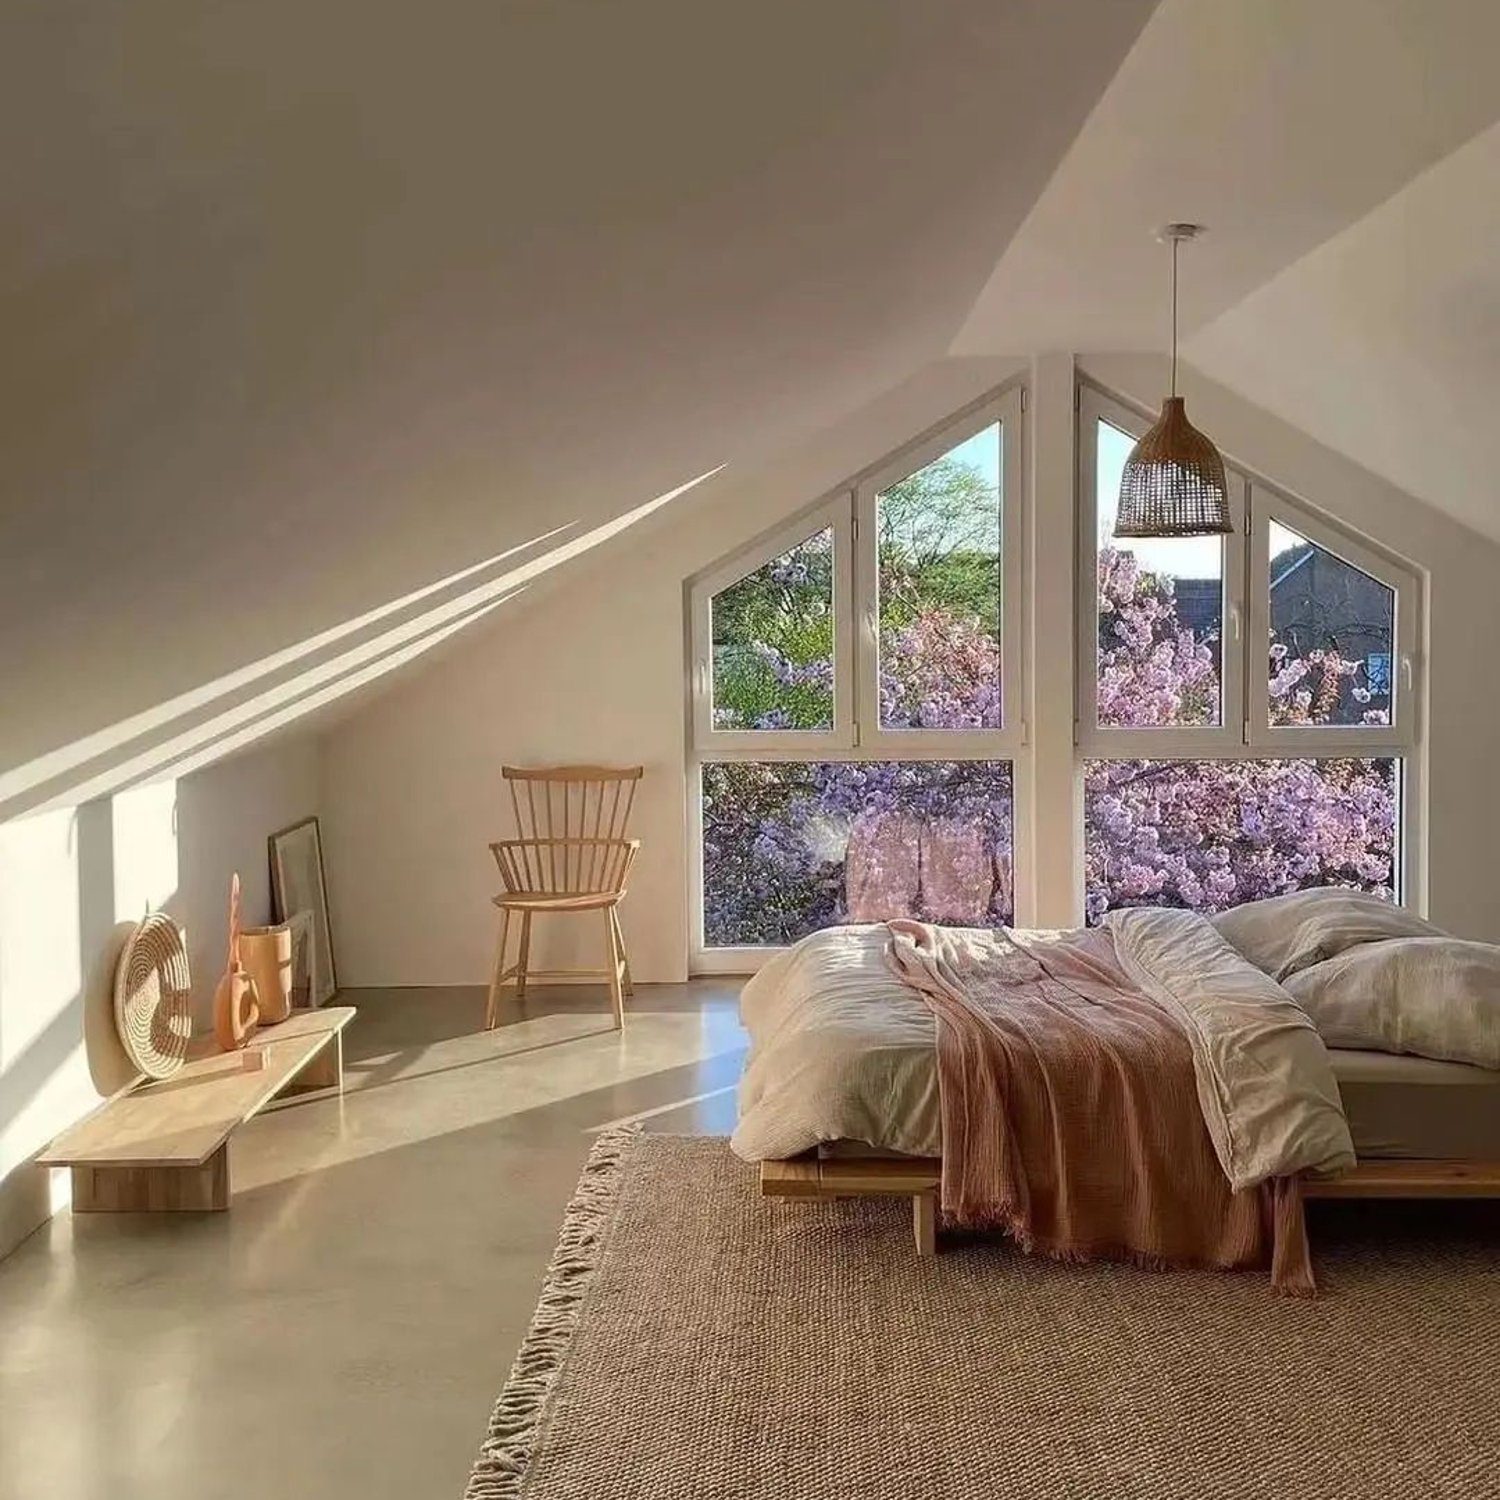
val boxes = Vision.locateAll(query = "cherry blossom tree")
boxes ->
[700,479,1396,944]
[1083,548,1395,923]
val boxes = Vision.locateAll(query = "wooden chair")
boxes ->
[485,765,644,1030]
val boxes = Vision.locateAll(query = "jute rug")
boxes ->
[467,1131,1499,1499]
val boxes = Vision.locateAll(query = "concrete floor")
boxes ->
[0,982,746,1500]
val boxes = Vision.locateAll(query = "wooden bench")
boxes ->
[36,1006,356,1213]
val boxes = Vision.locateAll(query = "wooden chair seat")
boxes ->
[491,890,622,913]
[486,765,644,1031]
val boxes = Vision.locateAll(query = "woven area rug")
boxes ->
[467,1131,1499,1500]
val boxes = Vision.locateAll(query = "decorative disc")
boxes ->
[113,912,193,1079]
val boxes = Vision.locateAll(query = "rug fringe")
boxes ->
[464,1127,637,1500]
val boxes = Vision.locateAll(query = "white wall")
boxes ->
[321,360,1025,986]
[0,735,319,1259]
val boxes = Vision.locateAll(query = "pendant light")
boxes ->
[1114,223,1232,538]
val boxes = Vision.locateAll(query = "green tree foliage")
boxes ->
[878,456,999,638]
[710,534,835,730]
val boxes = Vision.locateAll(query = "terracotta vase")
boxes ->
[213,966,260,1052]
[238,925,293,1025]
[212,873,261,1051]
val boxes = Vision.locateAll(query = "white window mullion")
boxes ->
[852,476,879,751]
[1074,395,1104,738]
[831,496,858,750]
[999,384,1028,741]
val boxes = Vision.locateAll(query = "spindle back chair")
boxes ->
[486,766,644,1030]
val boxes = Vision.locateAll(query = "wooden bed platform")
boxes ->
[761,1154,1500,1258]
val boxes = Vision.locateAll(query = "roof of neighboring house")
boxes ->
[1270,543,1316,591]
[1172,578,1222,639]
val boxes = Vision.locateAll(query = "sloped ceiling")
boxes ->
[955,0,1500,537]
[0,0,1155,811]
[8,0,1499,815]
[956,0,1500,353]
[1188,122,1500,541]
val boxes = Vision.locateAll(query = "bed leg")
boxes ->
[913,1190,937,1257]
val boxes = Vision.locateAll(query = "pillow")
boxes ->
[1284,938,1500,1070]
[1210,889,1443,981]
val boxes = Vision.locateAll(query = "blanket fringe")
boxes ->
[960,1210,1201,1276]
[464,1127,637,1500]
[952,1201,1294,1282]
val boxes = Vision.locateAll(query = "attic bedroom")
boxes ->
[1,3,1496,1498]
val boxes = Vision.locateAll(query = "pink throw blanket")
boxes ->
[886,919,1314,1293]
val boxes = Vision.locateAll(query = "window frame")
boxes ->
[687,380,1029,971]
[854,385,1026,757]
[1246,480,1420,754]
[688,750,1029,971]
[688,495,855,754]
[1075,377,1424,918]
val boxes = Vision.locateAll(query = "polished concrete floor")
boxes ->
[0,982,746,1500]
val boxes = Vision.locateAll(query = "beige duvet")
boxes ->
[732,912,1356,1192]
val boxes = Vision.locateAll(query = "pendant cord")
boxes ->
[1170,234,1179,399]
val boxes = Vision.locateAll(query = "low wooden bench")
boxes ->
[37,1006,356,1213]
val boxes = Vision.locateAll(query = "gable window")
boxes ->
[688,386,1025,964]
[1077,385,1421,923]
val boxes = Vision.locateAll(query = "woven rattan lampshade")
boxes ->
[1114,223,1232,539]
[1114,396,1232,537]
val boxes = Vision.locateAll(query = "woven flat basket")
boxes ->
[113,912,193,1079]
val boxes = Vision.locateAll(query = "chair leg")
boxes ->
[610,908,634,997]
[515,911,532,1003]
[603,908,625,1030]
[485,908,512,1031]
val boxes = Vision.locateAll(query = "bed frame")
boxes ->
[761,1155,1500,1257]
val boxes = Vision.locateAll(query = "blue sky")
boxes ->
[944,424,1001,488]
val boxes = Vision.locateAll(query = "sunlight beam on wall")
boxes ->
[2,466,725,818]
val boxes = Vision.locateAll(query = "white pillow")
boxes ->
[1284,938,1500,1070]
[1210,889,1443,981]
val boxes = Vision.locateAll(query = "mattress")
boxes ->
[735,924,1500,1165]
[1331,1048,1500,1160]
[817,1051,1500,1162]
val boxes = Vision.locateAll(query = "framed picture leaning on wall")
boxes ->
[284,909,317,1009]
[268,816,338,1007]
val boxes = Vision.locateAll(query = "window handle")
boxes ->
[1400,654,1413,693]
[1228,603,1242,643]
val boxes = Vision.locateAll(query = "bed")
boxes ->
[733,919,1500,1257]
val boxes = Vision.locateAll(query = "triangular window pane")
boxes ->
[710,528,834,731]
[1268,522,1394,728]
